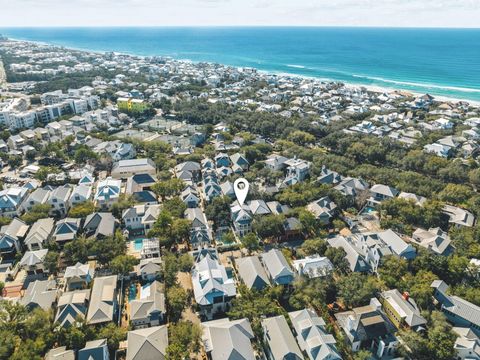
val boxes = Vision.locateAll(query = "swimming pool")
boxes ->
[362,206,377,214]
[133,238,144,251]
[128,284,137,302]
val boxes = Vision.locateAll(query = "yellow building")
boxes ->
[117,97,149,113]
[380,289,427,330]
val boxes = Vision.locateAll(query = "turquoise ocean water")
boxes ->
[1,27,480,101]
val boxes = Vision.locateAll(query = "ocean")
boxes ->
[1,27,480,101]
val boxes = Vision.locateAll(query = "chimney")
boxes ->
[403,292,410,301]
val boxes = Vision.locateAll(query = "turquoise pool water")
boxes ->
[128,284,137,302]
[133,239,143,251]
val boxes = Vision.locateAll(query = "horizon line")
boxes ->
[1,25,480,30]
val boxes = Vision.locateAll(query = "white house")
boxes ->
[95,178,122,210]
[191,249,236,320]
[69,185,92,206]
[292,255,334,278]
[48,185,72,217]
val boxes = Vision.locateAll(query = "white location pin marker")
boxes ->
[234,178,250,206]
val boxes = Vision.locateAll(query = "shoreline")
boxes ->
[4,36,480,106]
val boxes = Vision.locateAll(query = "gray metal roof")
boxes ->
[130,281,165,321]
[86,275,117,325]
[381,289,427,328]
[45,347,75,360]
[289,308,341,360]
[327,236,369,272]
[262,315,303,360]
[261,248,294,281]
[84,212,116,237]
[25,218,54,247]
[236,256,270,290]
[126,325,168,360]
[202,318,255,360]
[20,279,57,310]
[432,281,480,328]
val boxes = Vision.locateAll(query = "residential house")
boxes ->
[0,218,29,258]
[191,249,236,320]
[48,185,72,217]
[203,173,222,202]
[54,218,81,245]
[19,249,48,275]
[95,178,122,210]
[220,181,235,198]
[306,197,337,225]
[442,205,476,228]
[21,187,51,213]
[379,289,427,331]
[202,318,255,360]
[78,339,109,360]
[83,212,116,238]
[126,173,156,194]
[215,153,231,168]
[412,227,453,255]
[113,142,136,161]
[431,280,480,337]
[64,262,94,290]
[261,249,294,286]
[236,255,271,291]
[185,207,212,249]
[327,235,370,272]
[140,205,162,234]
[335,298,399,357]
[174,161,201,182]
[55,289,90,328]
[45,347,75,360]
[8,134,25,149]
[283,158,310,185]
[265,154,288,171]
[433,117,454,130]
[132,190,158,206]
[126,326,168,360]
[230,153,249,171]
[247,199,271,216]
[267,201,290,215]
[281,217,303,241]
[129,281,165,329]
[452,327,480,360]
[78,173,95,186]
[231,204,253,237]
[181,186,200,208]
[123,204,151,232]
[317,165,343,185]
[424,143,452,158]
[86,275,118,325]
[398,192,427,206]
[0,186,29,217]
[289,308,341,360]
[352,230,416,272]
[69,184,92,206]
[24,217,55,251]
[20,279,58,311]
[292,254,333,278]
[368,184,399,206]
[262,315,303,360]
[137,258,162,282]
[111,158,156,179]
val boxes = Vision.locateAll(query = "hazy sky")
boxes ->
[1,0,480,27]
